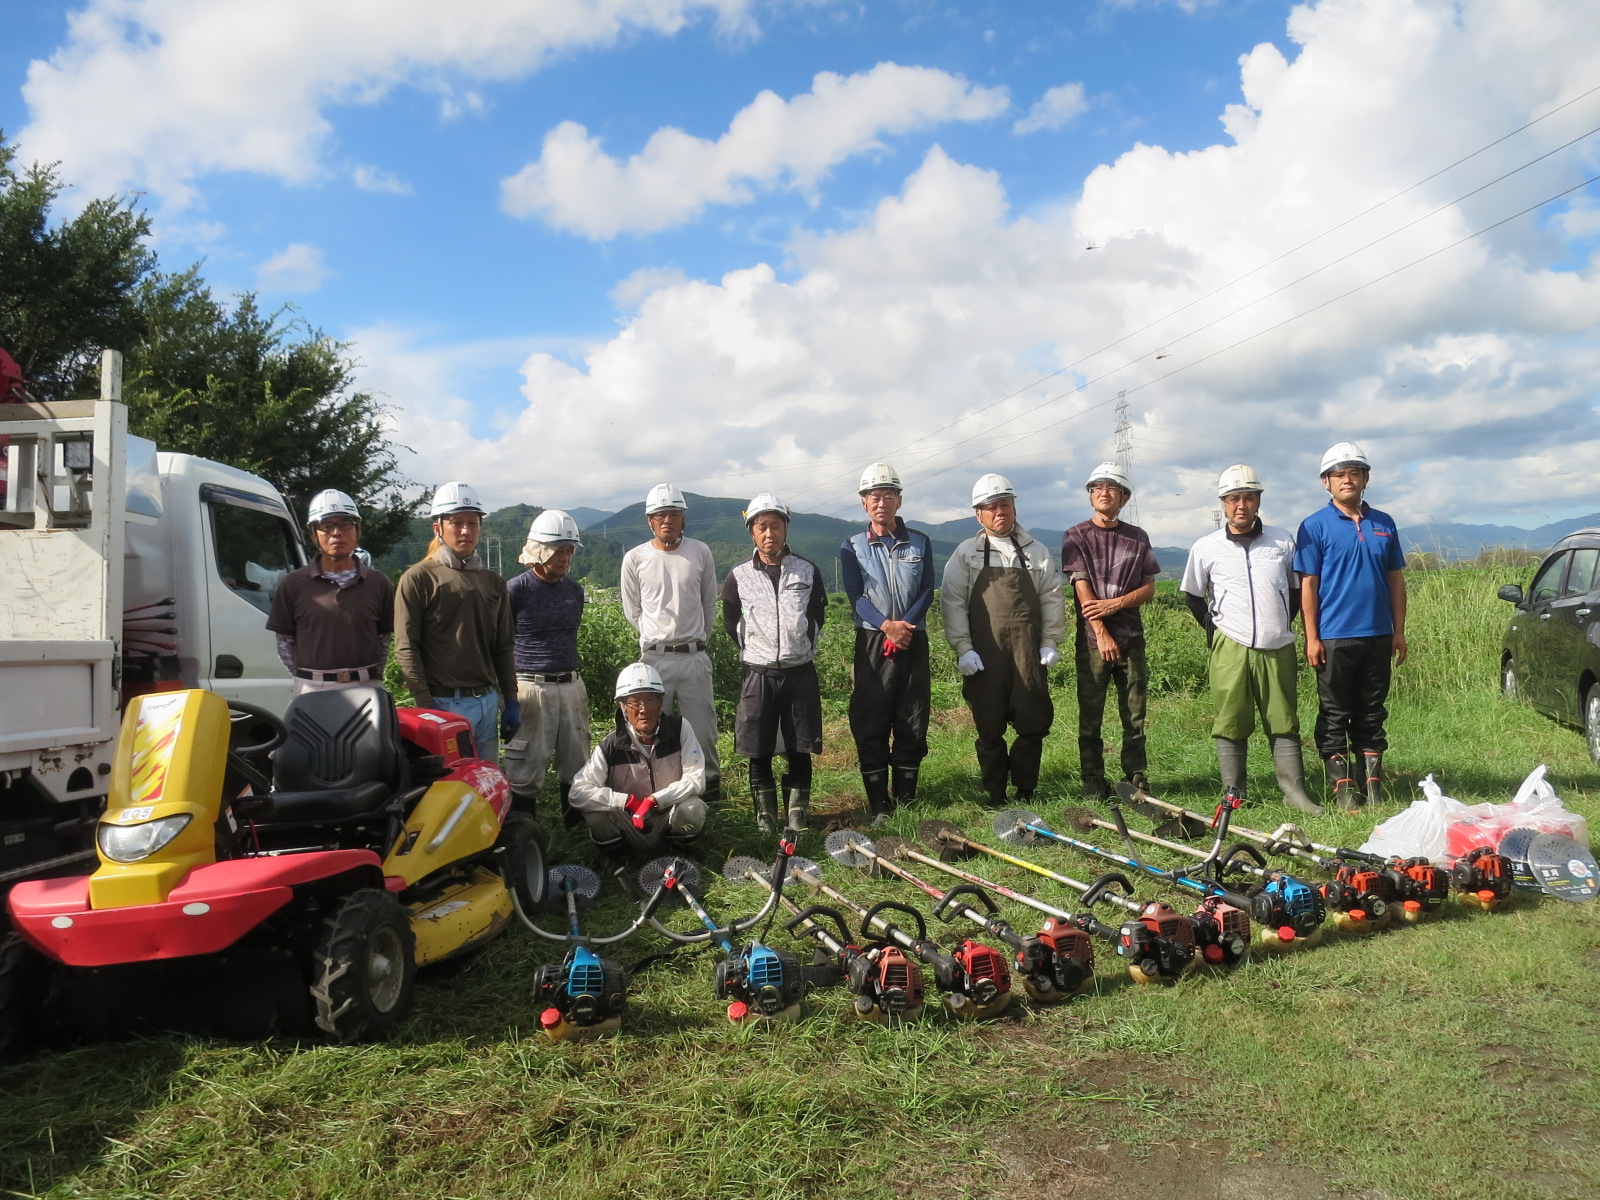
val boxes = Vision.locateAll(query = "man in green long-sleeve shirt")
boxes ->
[394,481,517,761]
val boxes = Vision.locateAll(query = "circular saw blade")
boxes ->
[638,855,702,904]
[826,828,877,868]
[916,819,972,861]
[786,855,824,888]
[994,808,1047,845]
[546,863,602,906]
[722,855,769,885]
[873,834,912,860]
[1525,832,1599,903]
[1060,806,1104,835]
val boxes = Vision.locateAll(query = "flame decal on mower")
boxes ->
[127,692,187,805]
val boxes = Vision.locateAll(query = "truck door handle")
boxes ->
[215,654,244,678]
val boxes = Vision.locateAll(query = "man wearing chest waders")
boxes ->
[940,473,1066,807]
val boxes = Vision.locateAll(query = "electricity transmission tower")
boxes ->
[1112,391,1140,524]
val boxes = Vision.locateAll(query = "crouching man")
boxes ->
[568,663,708,856]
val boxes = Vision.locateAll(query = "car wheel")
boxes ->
[1586,687,1600,767]
[1502,657,1519,702]
[309,889,416,1043]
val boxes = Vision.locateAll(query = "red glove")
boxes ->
[624,794,657,831]
[882,638,901,659]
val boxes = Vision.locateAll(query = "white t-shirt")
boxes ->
[1180,523,1298,651]
[619,537,719,648]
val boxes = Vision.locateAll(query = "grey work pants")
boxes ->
[503,677,591,799]
[642,648,721,790]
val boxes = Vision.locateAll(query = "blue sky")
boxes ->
[4,0,1599,537]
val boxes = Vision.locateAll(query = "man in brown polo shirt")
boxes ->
[268,489,394,695]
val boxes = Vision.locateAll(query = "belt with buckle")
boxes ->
[437,685,493,698]
[295,665,380,683]
[517,671,577,683]
[653,640,706,654]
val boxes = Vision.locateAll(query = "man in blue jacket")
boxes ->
[840,462,935,825]
[1295,442,1408,809]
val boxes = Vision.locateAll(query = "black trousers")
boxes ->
[1314,635,1393,757]
[848,629,930,775]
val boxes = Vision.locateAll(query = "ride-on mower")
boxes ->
[2,686,543,1049]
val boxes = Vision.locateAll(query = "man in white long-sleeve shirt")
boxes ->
[569,663,708,855]
[618,484,722,803]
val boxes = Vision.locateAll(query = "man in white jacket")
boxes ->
[940,473,1066,807]
[568,663,708,855]
[1180,464,1321,814]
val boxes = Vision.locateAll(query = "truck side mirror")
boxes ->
[1497,584,1524,605]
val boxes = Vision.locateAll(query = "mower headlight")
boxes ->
[97,813,192,863]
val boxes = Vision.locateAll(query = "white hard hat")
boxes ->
[307,488,360,526]
[744,492,790,525]
[1216,464,1264,498]
[644,483,687,515]
[1319,442,1371,476]
[430,481,487,518]
[858,461,903,495]
[970,473,1016,507]
[527,509,582,546]
[614,662,665,700]
[1086,461,1133,493]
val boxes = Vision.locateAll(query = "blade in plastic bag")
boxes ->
[1525,832,1599,903]
[638,855,702,903]
[723,855,768,886]
[826,828,876,868]
[916,819,971,861]
[994,808,1047,846]
[546,863,601,905]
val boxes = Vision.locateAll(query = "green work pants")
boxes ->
[1209,636,1300,740]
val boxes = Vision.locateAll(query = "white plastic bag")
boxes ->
[1358,774,1462,863]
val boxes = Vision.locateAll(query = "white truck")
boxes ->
[0,352,306,885]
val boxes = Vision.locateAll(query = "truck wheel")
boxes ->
[498,812,547,914]
[0,933,44,1060]
[309,890,416,1043]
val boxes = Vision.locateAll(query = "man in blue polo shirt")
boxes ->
[1294,442,1407,810]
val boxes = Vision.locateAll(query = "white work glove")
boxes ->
[957,650,985,676]
[1039,646,1059,668]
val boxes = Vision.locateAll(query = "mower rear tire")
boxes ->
[309,889,416,1043]
[498,812,546,914]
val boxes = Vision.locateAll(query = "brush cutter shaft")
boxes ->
[935,830,1125,907]
[1132,789,1342,869]
[1028,819,1243,904]
[896,844,1076,921]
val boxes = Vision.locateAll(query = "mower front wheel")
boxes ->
[0,933,45,1060]
[309,889,417,1043]
[498,812,547,914]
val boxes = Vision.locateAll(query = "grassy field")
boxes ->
[4,566,1598,1200]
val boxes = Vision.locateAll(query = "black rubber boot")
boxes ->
[1362,751,1384,806]
[1324,753,1360,811]
[1215,737,1249,802]
[863,770,894,828]
[785,786,811,833]
[1271,736,1323,815]
[752,786,780,835]
[891,766,919,805]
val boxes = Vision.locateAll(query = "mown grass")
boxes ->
[6,566,1598,1199]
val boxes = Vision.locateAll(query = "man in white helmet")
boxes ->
[618,484,723,805]
[267,489,394,695]
[941,474,1065,807]
[1294,442,1407,809]
[840,461,935,825]
[502,510,590,823]
[1180,466,1321,814]
[568,662,708,855]
[394,481,517,760]
[1062,462,1160,801]
[722,493,828,834]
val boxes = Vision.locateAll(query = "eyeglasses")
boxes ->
[1088,484,1125,495]
[317,520,358,534]
[621,694,662,709]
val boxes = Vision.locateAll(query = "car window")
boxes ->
[1528,552,1567,606]
[209,500,301,615]
[1561,547,1599,599]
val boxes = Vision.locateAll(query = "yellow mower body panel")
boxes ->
[407,868,513,966]
[381,781,501,889]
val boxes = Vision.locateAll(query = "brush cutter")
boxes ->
[1259,822,1456,923]
[640,847,804,1023]
[1115,782,1398,931]
[1061,805,1326,950]
[1449,847,1516,911]
[517,864,667,1041]
[915,820,1216,981]
[787,849,1011,1019]
[989,807,1316,952]
[725,855,926,1022]
[825,829,1089,1003]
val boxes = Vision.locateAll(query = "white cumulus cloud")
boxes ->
[257,243,329,293]
[17,0,760,207]
[1013,82,1088,135]
[498,62,1010,238]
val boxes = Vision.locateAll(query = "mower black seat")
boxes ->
[265,686,405,826]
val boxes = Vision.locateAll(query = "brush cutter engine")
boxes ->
[1189,896,1251,967]
[1450,847,1513,910]
[715,942,805,1020]
[861,945,924,1018]
[1391,857,1450,921]
[1251,873,1326,945]
[1023,919,1096,998]
[535,945,629,1037]
[952,939,1012,1011]
[1320,865,1393,931]
[1114,901,1196,984]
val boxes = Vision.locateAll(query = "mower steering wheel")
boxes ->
[226,699,287,757]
